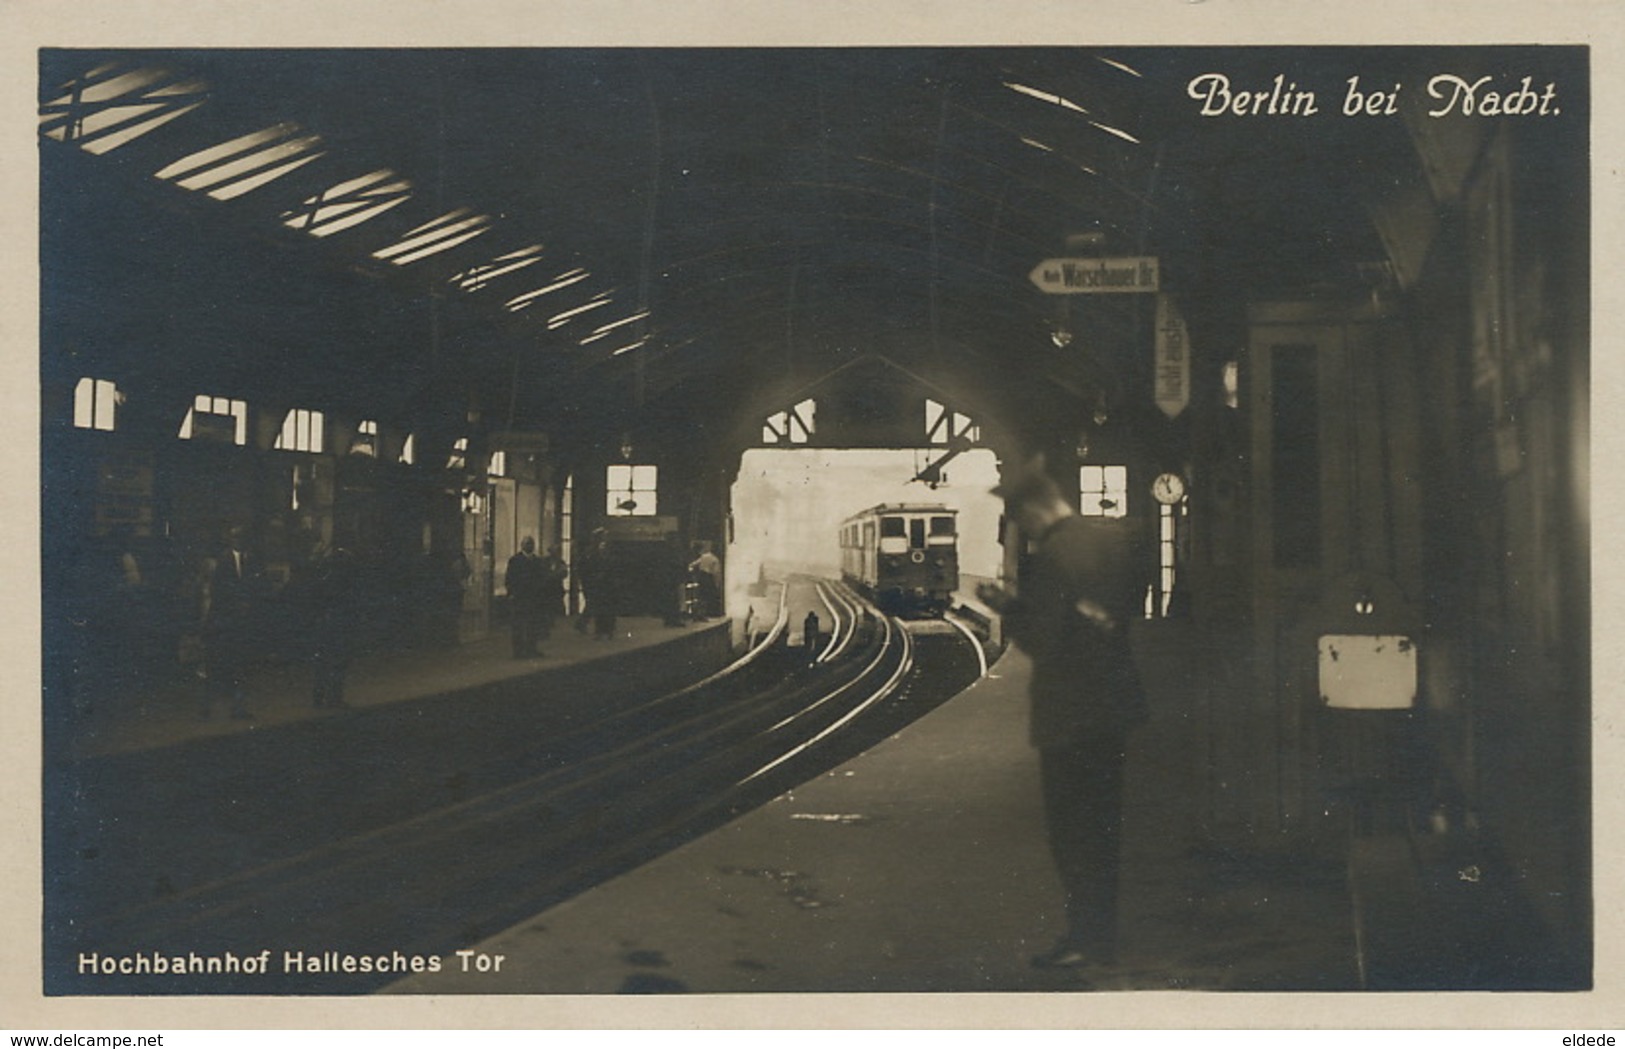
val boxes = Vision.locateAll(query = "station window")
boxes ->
[73,377,120,432]
[607,464,658,516]
[447,437,468,471]
[400,433,416,465]
[489,450,508,477]
[178,395,248,446]
[1079,465,1128,518]
[762,398,816,444]
[351,419,379,457]
[274,408,325,453]
[925,398,980,446]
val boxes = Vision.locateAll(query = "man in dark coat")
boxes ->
[978,456,1148,970]
[505,536,547,658]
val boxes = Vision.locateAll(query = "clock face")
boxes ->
[1152,472,1186,505]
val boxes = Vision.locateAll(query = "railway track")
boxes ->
[51,582,990,995]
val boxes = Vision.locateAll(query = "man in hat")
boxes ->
[977,455,1148,971]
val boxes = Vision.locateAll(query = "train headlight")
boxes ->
[910,550,925,564]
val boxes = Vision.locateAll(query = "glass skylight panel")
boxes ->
[504,269,590,312]
[40,66,206,155]
[207,151,326,201]
[578,309,650,345]
[547,295,613,330]
[156,123,299,180]
[1020,137,1053,153]
[453,245,546,291]
[283,170,412,238]
[373,209,493,266]
[1096,56,1143,77]
[156,123,326,199]
[1003,81,1089,115]
[171,132,322,190]
[1090,121,1141,144]
[608,337,649,356]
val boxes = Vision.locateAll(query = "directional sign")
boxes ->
[1029,256,1159,294]
[1154,293,1190,419]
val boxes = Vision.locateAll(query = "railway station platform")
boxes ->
[60,614,732,762]
[385,635,1363,998]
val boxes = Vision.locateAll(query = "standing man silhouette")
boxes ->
[978,456,1148,970]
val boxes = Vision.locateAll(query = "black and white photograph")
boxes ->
[7,0,1619,1033]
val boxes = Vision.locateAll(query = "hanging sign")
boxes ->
[1155,293,1191,419]
[1028,256,1159,294]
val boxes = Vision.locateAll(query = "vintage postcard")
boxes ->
[5,0,1620,1034]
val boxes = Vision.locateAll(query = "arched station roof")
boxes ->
[40,46,1583,455]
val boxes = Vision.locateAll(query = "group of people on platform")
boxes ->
[503,531,726,657]
[62,523,734,719]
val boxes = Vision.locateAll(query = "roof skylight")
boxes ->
[40,65,206,155]
[372,208,493,266]
[547,294,613,330]
[453,244,546,291]
[505,268,591,312]
[1003,81,1089,115]
[1096,56,1144,78]
[155,122,326,200]
[283,169,412,237]
[578,310,650,345]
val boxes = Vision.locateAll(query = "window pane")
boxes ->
[73,378,94,428]
[606,464,632,489]
[630,464,657,490]
[880,517,905,538]
[930,516,955,536]
[93,381,116,430]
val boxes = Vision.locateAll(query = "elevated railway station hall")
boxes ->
[38,46,1590,998]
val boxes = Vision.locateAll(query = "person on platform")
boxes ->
[306,539,360,708]
[504,536,548,658]
[802,609,821,667]
[539,544,569,641]
[976,455,1148,971]
[576,528,618,640]
[688,541,722,620]
[199,524,262,720]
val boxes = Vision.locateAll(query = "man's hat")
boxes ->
[990,453,1062,504]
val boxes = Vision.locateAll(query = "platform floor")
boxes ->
[64,614,723,761]
[386,642,1362,996]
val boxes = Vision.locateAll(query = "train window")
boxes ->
[909,517,926,548]
[929,516,955,537]
[1079,465,1128,518]
[73,377,120,432]
[273,408,325,453]
[880,517,905,538]
[178,395,247,446]
[607,463,658,516]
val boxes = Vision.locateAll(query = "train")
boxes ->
[838,503,959,616]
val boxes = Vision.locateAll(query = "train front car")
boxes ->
[840,504,959,617]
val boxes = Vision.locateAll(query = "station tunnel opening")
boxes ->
[726,446,1004,627]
